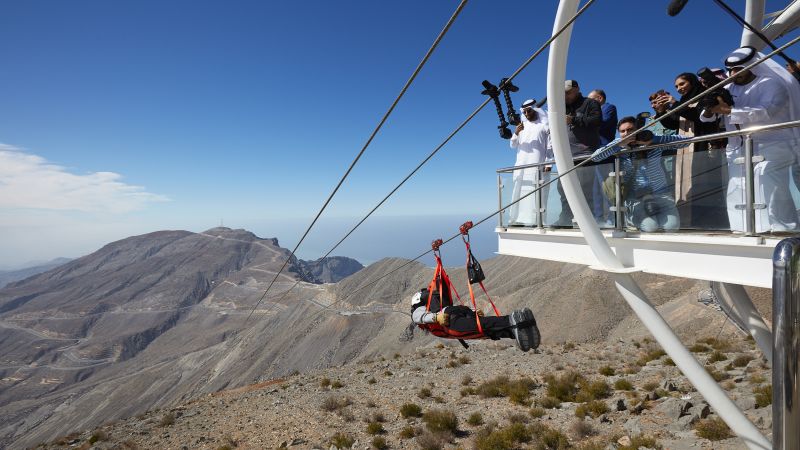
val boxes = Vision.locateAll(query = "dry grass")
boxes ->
[694,417,732,440]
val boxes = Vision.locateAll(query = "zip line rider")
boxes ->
[410,289,540,352]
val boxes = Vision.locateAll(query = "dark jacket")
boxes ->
[566,95,602,155]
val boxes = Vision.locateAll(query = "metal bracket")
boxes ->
[733,155,766,165]
[609,206,628,212]
[735,203,767,210]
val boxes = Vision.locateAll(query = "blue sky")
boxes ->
[0,0,795,268]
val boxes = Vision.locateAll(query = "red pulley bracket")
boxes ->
[431,239,443,251]
[459,221,474,235]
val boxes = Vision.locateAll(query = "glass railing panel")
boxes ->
[544,162,616,229]
[672,145,730,231]
[500,166,546,228]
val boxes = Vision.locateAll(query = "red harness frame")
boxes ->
[417,227,501,341]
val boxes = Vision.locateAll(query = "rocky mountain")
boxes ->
[0,227,771,448]
[298,256,364,283]
[0,258,71,289]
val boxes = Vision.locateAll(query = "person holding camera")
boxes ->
[552,80,602,227]
[508,99,552,226]
[592,117,691,232]
[700,46,800,233]
[660,72,728,231]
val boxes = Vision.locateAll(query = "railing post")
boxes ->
[535,166,544,229]
[773,238,800,450]
[497,174,504,228]
[744,134,757,236]
[613,157,624,231]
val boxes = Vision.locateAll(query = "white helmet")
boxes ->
[411,291,424,307]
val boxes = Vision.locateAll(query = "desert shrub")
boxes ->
[460,387,476,397]
[321,395,352,412]
[575,400,609,418]
[623,365,641,374]
[642,381,659,392]
[537,396,562,409]
[705,365,728,382]
[529,406,545,418]
[355,369,364,374]
[698,336,732,351]
[576,379,611,402]
[446,359,460,368]
[544,371,583,401]
[664,357,676,366]
[371,436,387,450]
[367,377,376,384]
[563,342,576,350]
[365,399,377,408]
[366,421,384,435]
[474,423,531,450]
[476,375,536,405]
[750,373,766,384]
[530,422,569,450]
[320,377,331,388]
[614,379,634,391]
[459,355,471,365]
[636,348,667,366]
[569,419,596,439]
[754,384,772,408]
[598,366,615,376]
[467,412,483,426]
[733,354,754,367]
[159,412,175,427]
[619,434,661,450]
[708,351,727,363]
[422,409,458,434]
[331,380,344,389]
[330,432,355,449]
[418,387,432,399]
[416,431,449,450]
[461,374,473,386]
[383,370,392,376]
[690,343,711,353]
[399,426,416,439]
[88,430,108,444]
[370,411,385,422]
[400,402,422,418]
[695,417,732,440]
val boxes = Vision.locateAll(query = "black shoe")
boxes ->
[523,307,541,350]
[509,309,533,352]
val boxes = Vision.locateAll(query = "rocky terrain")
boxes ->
[0,227,774,449]
[35,334,771,450]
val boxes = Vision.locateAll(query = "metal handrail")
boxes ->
[496,119,800,174]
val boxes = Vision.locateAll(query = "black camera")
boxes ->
[696,67,735,109]
[631,112,654,144]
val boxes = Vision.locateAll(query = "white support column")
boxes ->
[742,0,767,49]
[714,281,773,366]
[547,2,770,448]
[763,1,800,43]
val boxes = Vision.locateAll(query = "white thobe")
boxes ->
[702,75,799,232]
[508,119,552,225]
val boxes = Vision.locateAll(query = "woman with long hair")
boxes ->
[659,72,729,229]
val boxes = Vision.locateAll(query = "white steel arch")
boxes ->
[546,1,772,448]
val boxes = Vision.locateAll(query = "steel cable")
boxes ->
[244,0,469,324]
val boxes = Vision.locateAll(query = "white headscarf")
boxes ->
[725,46,800,139]
[519,99,548,126]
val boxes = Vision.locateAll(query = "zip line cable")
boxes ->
[243,0,469,324]
[263,0,598,309]
[305,33,800,320]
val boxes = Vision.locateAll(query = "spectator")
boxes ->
[592,117,690,232]
[648,90,678,137]
[587,89,618,226]
[701,46,800,232]
[508,99,552,226]
[553,80,602,227]
[661,72,729,230]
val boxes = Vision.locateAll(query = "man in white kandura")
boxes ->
[508,99,552,226]
[701,46,800,232]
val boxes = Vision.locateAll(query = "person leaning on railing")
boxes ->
[592,117,690,232]
[700,46,800,233]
